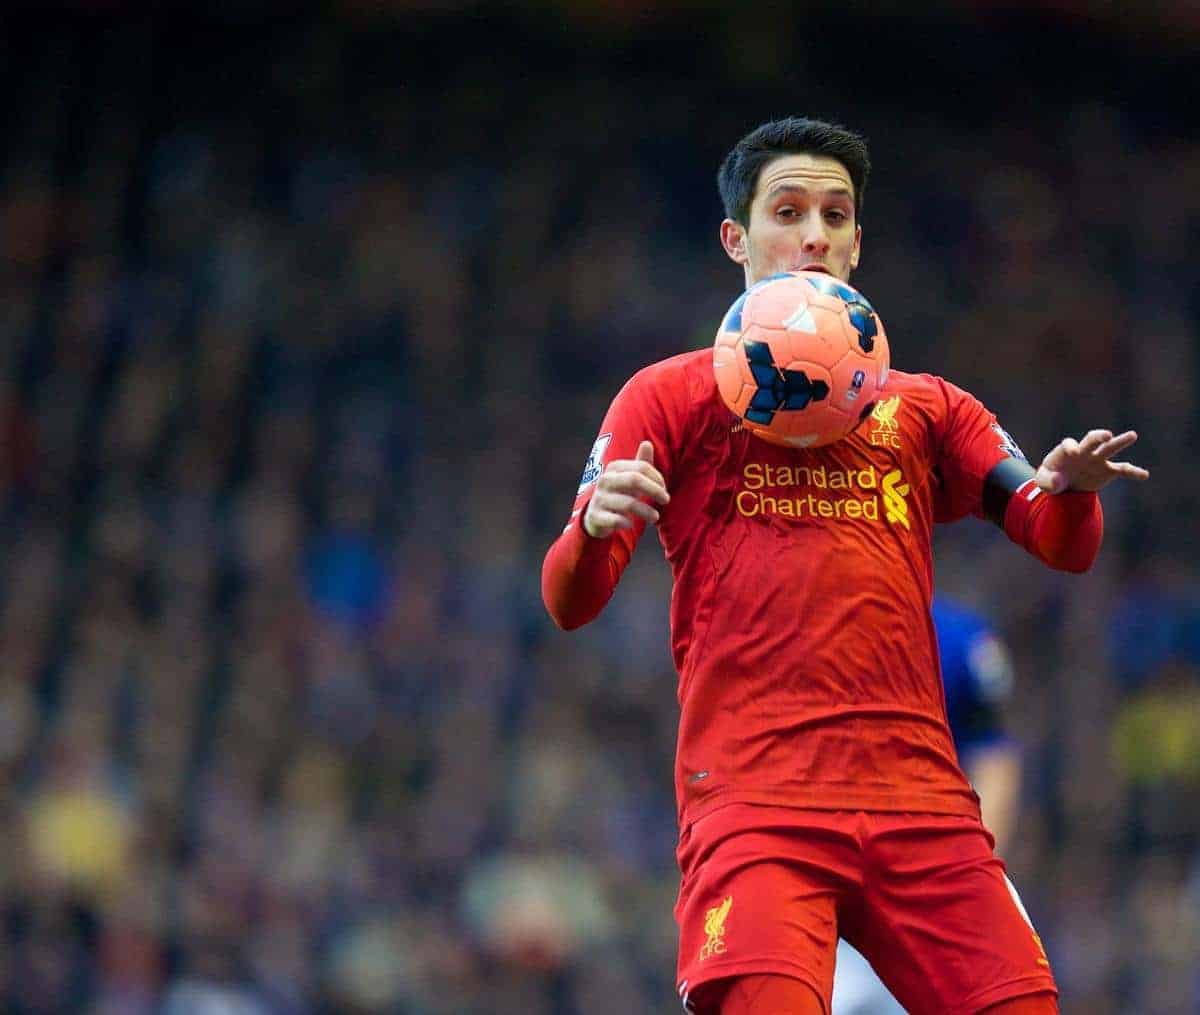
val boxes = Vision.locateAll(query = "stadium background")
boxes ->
[0,3,1196,1012]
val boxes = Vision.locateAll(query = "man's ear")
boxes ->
[720,219,748,265]
[849,224,862,270]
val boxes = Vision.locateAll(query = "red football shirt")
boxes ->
[543,350,1044,828]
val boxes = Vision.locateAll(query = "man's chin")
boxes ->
[747,263,849,286]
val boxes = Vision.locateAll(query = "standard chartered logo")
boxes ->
[735,461,912,528]
[881,468,911,529]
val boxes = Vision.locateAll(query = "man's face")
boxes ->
[720,153,861,286]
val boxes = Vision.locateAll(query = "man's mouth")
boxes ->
[795,263,831,275]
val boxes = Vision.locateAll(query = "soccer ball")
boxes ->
[713,271,890,448]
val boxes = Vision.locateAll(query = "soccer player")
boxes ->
[541,117,1148,1014]
[832,595,1022,1015]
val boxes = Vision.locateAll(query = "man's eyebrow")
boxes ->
[765,183,854,201]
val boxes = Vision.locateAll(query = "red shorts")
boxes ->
[675,804,1057,1015]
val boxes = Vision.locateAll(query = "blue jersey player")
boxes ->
[832,596,1021,1015]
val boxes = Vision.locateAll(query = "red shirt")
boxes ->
[543,349,1080,829]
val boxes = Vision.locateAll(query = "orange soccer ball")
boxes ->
[713,271,890,448]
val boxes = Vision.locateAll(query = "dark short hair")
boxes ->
[717,117,871,226]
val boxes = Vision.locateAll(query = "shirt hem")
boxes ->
[680,785,981,831]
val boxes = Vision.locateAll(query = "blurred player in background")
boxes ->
[542,116,1148,1014]
[833,595,1021,1015]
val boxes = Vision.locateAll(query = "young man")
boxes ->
[832,595,1023,1015]
[542,118,1147,1014]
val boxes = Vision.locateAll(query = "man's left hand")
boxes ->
[1036,429,1149,493]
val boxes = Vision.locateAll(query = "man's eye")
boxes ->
[825,210,847,223]
[777,208,797,219]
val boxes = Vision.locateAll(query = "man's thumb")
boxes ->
[1035,466,1068,494]
[636,440,655,464]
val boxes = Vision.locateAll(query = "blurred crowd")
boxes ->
[0,8,1197,1014]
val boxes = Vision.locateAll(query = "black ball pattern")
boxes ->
[742,339,830,425]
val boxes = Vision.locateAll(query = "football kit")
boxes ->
[543,349,1099,1012]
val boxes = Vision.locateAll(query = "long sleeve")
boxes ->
[541,507,641,630]
[1002,478,1103,573]
[540,353,695,632]
[924,375,1104,572]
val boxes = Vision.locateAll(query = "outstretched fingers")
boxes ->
[1105,459,1150,481]
[1037,427,1149,492]
[1093,430,1149,480]
[1094,430,1137,460]
[1076,429,1113,455]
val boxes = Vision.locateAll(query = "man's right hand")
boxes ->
[583,440,670,538]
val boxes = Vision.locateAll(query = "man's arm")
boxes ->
[935,378,1148,572]
[542,440,668,630]
[542,361,683,631]
[999,428,1148,573]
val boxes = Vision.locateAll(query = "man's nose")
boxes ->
[802,217,830,252]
